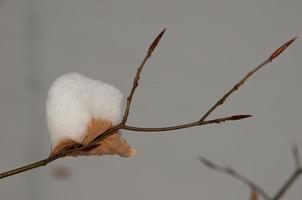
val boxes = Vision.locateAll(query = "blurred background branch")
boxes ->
[200,145,302,200]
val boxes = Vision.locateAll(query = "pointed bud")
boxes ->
[229,115,252,120]
[148,28,166,55]
[269,36,298,61]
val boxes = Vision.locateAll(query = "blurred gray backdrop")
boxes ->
[0,0,301,199]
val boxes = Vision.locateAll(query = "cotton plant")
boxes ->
[47,72,136,157]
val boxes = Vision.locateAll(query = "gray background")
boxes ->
[0,0,301,199]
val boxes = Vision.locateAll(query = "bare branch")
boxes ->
[272,145,301,200]
[272,168,302,200]
[121,29,166,125]
[0,150,68,179]
[122,115,251,132]
[200,36,298,122]
[199,157,270,200]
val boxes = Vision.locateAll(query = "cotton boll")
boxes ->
[47,73,136,157]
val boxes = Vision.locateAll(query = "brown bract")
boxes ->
[51,118,135,157]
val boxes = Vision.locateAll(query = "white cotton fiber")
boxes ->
[46,73,123,150]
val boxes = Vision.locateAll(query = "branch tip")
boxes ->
[269,36,298,61]
[229,114,252,120]
[148,28,166,55]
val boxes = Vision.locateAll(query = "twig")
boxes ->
[0,32,297,180]
[121,29,166,125]
[200,36,298,121]
[272,168,302,200]
[199,157,270,200]
[200,145,302,200]
[272,145,301,200]
[123,115,251,132]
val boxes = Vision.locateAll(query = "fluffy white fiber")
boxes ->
[47,72,123,150]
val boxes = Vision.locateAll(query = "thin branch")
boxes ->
[121,29,166,125]
[0,125,118,179]
[199,157,270,200]
[0,33,297,180]
[272,145,301,200]
[272,168,302,200]
[200,36,298,121]
[123,115,251,132]
[0,157,55,179]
